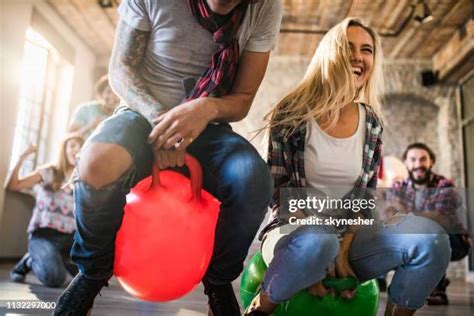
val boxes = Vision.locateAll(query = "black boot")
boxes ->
[427,277,450,305]
[377,277,387,292]
[10,253,31,282]
[203,280,240,316]
[53,273,108,315]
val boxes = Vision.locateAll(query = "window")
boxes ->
[10,28,74,176]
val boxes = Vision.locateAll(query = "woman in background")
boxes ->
[7,134,84,288]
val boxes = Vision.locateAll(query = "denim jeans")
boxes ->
[28,228,78,287]
[261,215,451,309]
[71,109,272,284]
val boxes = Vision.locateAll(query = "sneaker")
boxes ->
[438,277,451,291]
[10,253,31,283]
[203,280,240,316]
[243,291,274,316]
[426,277,451,306]
[245,311,270,316]
[53,273,108,315]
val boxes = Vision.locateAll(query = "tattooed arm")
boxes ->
[109,20,165,125]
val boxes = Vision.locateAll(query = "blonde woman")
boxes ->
[7,134,84,287]
[245,18,450,316]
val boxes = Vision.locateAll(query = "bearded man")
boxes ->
[387,142,471,306]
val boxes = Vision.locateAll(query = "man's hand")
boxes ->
[148,98,216,151]
[154,148,186,170]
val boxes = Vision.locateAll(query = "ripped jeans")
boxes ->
[261,215,451,309]
[71,109,272,285]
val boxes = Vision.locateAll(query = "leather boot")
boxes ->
[384,300,416,316]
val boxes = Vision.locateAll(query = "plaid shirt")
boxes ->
[264,104,383,233]
[387,173,466,233]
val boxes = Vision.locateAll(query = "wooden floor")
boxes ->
[1,258,474,316]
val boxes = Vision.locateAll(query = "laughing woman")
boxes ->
[245,18,450,316]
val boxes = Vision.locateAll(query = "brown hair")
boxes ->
[403,142,436,163]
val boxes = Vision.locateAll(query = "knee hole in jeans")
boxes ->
[79,143,133,189]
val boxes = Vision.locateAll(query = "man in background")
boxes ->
[68,75,120,139]
[387,143,471,305]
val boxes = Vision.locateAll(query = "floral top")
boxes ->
[27,167,76,234]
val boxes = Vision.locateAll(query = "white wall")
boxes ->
[0,0,97,257]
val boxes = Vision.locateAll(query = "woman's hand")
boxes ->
[308,281,329,297]
[6,144,41,191]
[308,265,336,298]
[20,144,37,159]
[335,249,358,300]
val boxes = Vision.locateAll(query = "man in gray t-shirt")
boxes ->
[54,1,282,316]
[117,0,281,112]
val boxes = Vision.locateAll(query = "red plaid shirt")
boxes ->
[387,173,467,234]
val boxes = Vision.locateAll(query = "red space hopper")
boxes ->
[114,154,220,301]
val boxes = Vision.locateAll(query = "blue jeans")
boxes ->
[28,228,77,287]
[262,215,451,309]
[71,109,272,284]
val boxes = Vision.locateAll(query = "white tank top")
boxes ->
[304,104,366,199]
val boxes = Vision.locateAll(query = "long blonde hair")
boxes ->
[46,134,84,192]
[267,18,386,134]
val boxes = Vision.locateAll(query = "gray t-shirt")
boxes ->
[118,0,282,109]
